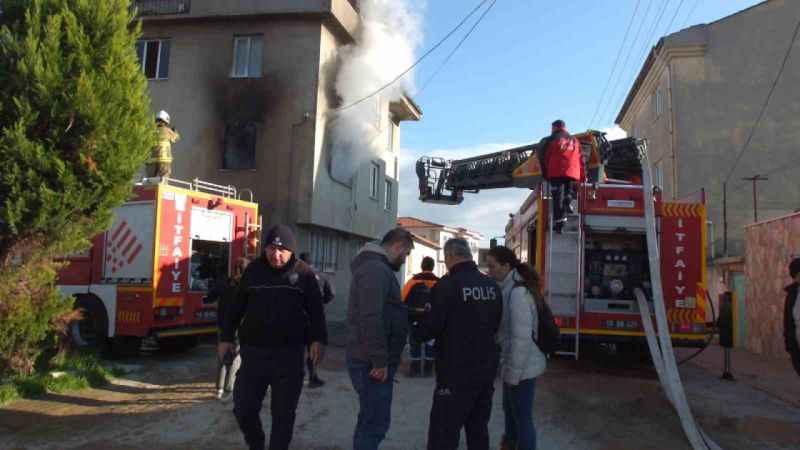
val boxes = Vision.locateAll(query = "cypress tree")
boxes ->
[0,0,154,373]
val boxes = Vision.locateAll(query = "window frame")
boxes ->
[369,162,380,200]
[384,178,393,211]
[231,34,264,79]
[136,39,171,80]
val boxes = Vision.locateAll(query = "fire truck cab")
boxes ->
[57,177,260,356]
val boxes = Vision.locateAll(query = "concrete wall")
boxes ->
[619,0,800,257]
[744,212,800,357]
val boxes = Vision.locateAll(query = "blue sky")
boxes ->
[396,0,764,245]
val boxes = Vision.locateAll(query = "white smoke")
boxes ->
[329,0,424,183]
[600,125,628,140]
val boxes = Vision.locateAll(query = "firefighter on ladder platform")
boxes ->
[536,119,584,233]
[146,110,180,179]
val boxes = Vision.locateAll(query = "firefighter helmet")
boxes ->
[156,110,171,125]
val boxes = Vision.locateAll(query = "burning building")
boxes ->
[135,0,422,320]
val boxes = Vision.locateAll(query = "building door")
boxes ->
[731,272,747,348]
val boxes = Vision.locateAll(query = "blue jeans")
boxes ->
[347,359,398,450]
[502,378,537,450]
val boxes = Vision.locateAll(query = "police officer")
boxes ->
[146,110,180,179]
[412,238,503,450]
[219,225,327,450]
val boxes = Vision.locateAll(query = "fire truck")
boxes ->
[416,132,711,358]
[57,177,261,356]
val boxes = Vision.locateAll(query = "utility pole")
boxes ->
[742,175,768,222]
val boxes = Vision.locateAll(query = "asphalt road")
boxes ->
[1,338,798,450]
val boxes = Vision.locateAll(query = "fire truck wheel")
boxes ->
[71,296,110,355]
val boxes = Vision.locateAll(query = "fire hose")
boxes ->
[636,142,723,450]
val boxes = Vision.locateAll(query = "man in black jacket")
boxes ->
[784,257,800,376]
[219,225,327,450]
[412,238,503,450]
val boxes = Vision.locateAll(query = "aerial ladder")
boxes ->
[415,131,720,450]
[417,131,622,359]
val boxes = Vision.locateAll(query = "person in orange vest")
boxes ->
[402,256,439,377]
[536,119,584,233]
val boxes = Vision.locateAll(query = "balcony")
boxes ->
[133,0,191,16]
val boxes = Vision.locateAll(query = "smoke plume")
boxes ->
[329,0,423,183]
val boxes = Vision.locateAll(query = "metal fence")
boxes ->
[133,0,192,16]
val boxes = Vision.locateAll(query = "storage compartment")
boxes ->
[583,233,652,315]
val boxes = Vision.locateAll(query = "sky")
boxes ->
[395,0,765,246]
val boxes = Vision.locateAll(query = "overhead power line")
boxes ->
[327,0,492,118]
[588,0,642,129]
[596,0,655,126]
[681,0,701,28]
[415,0,498,98]
[663,0,687,36]
[723,15,800,183]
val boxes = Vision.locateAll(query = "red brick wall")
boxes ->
[744,212,800,357]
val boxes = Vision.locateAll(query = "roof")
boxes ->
[615,0,772,124]
[398,217,444,229]
[390,94,422,122]
[410,232,440,250]
[397,217,483,240]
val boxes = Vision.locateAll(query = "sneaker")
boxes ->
[308,376,325,388]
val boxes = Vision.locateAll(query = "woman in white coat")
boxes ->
[486,246,546,450]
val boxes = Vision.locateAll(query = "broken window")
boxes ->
[223,122,257,169]
[136,39,170,80]
[232,35,263,78]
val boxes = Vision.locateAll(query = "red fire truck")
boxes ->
[57,178,260,356]
[417,132,710,358]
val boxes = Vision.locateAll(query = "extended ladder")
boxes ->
[545,181,583,360]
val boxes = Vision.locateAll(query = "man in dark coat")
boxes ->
[346,228,414,450]
[219,225,327,450]
[412,238,503,450]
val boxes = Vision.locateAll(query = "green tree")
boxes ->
[0,0,154,374]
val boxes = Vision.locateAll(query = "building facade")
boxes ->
[616,0,800,259]
[135,0,420,321]
[397,217,484,274]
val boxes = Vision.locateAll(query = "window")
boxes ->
[232,35,263,78]
[387,122,395,153]
[653,88,663,117]
[370,162,380,199]
[384,179,393,210]
[309,231,338,272]
[223,122,257,169]
[136,39,170,80]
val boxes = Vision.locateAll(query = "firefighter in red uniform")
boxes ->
[536,119,584,232]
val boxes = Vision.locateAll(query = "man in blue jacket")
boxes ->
[346,228,414,450]
[219,225,327,450]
